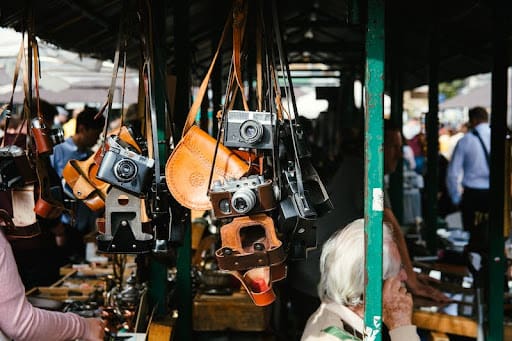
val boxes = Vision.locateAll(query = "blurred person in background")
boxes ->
[446,106,490,251]
[50,107,104,262]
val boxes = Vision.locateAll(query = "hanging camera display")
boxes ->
[223,110,276,150]
[209,175,275,219]
[96,136,155,197]
[0,145,36,191]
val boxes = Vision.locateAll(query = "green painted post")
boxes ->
[364,0,384,339]
[487,1,508,338]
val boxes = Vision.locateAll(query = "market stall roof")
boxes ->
[0,27,139,105]
[0,0,510,92]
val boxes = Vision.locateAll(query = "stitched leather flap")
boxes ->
[165,125,248,210]
[229,266,278,306]
[216,214,286,271]
[72,175,96,199]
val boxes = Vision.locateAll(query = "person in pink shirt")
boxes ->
[0,231,104,341]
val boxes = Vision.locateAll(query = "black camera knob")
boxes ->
[223,248,233,256]
[254,243,265,251]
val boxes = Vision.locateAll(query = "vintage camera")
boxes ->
[223,110,275,150]
[49,128,65,146]
[96,136,155,196]
[280,120,312,159]
[279,120,333,218]
[278,162,319,260]
[209,175,275,219]
[31,118,53,155]
[0,145,36,191]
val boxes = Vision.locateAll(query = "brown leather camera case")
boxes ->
[165,125,248,211]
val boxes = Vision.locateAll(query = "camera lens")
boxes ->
[219,199,231,214]
[114,159,138,182]
[239,120,263,145]
[231,188,257,214]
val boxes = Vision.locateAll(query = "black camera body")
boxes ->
[223,110,275,150]
[280,120,312,159]
[96,136,154,196]
[49,128,65,146]
[209,175,275,219]
[278,164,319,260]
[0,145,35,191]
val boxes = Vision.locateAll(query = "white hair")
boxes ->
[317,218,398,306]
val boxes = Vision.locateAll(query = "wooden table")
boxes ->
[413,310,477,338]
[411,261,512,340]
[193,290,270,332]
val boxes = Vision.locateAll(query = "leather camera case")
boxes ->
[165,125,248,211]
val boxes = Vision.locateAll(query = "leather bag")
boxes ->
[165,16,247,211]
[165,126,247,210]
[0,185,41,239]
[62,126,142,212]
[62,147,110,212]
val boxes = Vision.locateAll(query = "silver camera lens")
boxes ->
[231,188,257,214]
[114,158,138,182]
[239,120,264,145]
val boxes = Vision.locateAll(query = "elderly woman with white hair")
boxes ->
[301,218,420,340]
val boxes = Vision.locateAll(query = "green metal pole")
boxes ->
[487,1,508,338]
[425,0,439,254]
[364,0,384,339]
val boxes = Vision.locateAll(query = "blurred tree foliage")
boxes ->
[439,79,465,99]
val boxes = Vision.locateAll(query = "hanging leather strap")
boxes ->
[232,0,249,112]
[182,15,232,137]
[256,21,263,112]
[98,20,123,149]
[32,37,46,125]
[1,32,29,149]
[0,34,25,147]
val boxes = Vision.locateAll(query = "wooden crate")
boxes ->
[193,290,270,331]
[27,286,94,302]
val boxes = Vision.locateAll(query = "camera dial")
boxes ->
[231,187,257,214]
[114,159,138,182]
[239,120,263,145]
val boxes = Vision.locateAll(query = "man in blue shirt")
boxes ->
[50,107,104,260]
[446,106,490,250]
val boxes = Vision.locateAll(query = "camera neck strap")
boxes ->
[182,14,232,137]
[98,17,124,150]
[270,1,306,197]
[1,33,25,148]
[232,0,250,112]
[31,35,45,126]
[142,7,162,200]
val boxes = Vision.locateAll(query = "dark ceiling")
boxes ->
[0,0,510,92]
